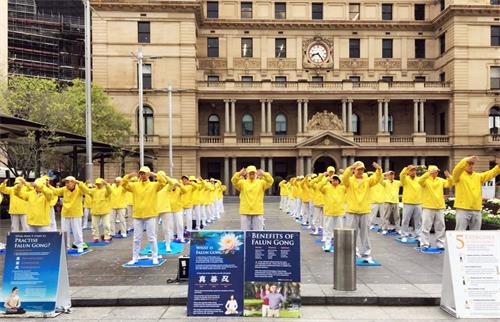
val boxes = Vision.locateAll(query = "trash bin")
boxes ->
[333,228,356,291]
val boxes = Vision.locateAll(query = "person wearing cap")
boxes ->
[288,178,300,219]
[278,180,288,212]
[207,179,218,222]
[216,181,226,219]
[191,177,204,230]
[300,176,314,228]
[110,177,128,238]
[82,183,93,230]
[308,174,323,235]
[418,165,453,250]
[368,172,385,229]
[180,176,195,233]
[399,165,423,242]
[452,156,500,231]
[88,178,113,243]
[52,176,91,252]
[380,171,402,235]
[41,175,59,232]
[231,166,274,231]
[14,178,54,232]
[122,166,167,265]
[125,178,136,232]
[164,177,187,248]
[318,174,345,250]
[0,178,30,232]
[342,161,382,263]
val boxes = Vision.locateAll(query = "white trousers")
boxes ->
[240,215,264,231]
[312,206,323,229]
[11,214,29,232]
[323,215,345,244]
[64,217,84,249]
[401,204,422,237]
[302,201,313,224]
[280,196,287,210]
[83,208,91,228]
[126,205,133,229]
[28,225,49,232]
[49,208,57,231]
[133,217,158,261]
[193,205,201,229]
[217,199,224,216]
[183,207,193,231]
[455,209,482,231]
[347,213,372,260]
[110,208,127,236]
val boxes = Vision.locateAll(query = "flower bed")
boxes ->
[444,198,500,230]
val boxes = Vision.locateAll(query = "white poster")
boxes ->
[441,231,500,319]
[482,178,496,200]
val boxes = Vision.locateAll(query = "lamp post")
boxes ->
[137,48,145,167]
[83,0,93,182]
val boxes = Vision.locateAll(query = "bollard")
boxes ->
[333,228,357,291]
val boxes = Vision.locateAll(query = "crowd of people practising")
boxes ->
[0,166,226,265]
[232,156,499,264]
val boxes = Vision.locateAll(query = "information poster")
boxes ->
[482,178,496,200]
[441,231,500,319]
[244,231,301,318]
[187,231,245,317]
[0,232,71,315]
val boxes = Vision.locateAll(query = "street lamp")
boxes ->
[83,0,93,182]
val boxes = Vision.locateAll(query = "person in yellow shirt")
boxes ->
[289,177,301,219]
[110,177,128,238]
[418,165,453,250]
[0,177,30,232]
[83,182,93,230]
[208,178,218,222]
[88,178,112,243]
[180,176,195,233]
[216,181,226,219]
[452,156,500,231]
[278,180,288,212]
[309,174,324,235]
[231,165,274,231]
[52,176,91,253]
[342,161,382,263]
[166,178,187,248]
[368,172,385,230]
[40,175,59,232]
[300,176,314,227]
[400,165,423,242]
[122,167,167,265]
[191,177,203,230]
[380,171,401,235]
[14,178,53,232]
[319,175,345,250]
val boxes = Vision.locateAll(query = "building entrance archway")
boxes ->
[313,156,337,174]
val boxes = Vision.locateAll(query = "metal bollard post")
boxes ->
[333,228,357,291]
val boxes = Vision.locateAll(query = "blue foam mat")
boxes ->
[172,239,190,244]
[139,241,184,256]
[370,226,382,231]
[322,245,334,252]
[122,258,166,268]
[82,227,92,231]
[112,234,129,239]
[395,237,419,244]
[67,249,93,256]
[314,239,325,244]
[87,241,112,246]
[416,247,445,254]
[356,258,382,266]
[381,231,400,236]
[0,249,5,255]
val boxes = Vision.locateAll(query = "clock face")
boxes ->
[308,43,328,63]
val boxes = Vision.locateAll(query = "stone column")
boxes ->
[384,100,389,133]
[267,99,272,133]
[260,99,266,134]
[305,157,312,175]
[298,157,304,176]
[413,157,418,166]
[377,100,383,133]
[230,99,236,133]
[224,157,230,188]
[377,156,382,167]
[349,156,355,164]
[260,157,266,171]
[347,99,353,133]
[342,99,347,131]
[413,99,419,133]
[268,157,274,195]
[384,157,390,171]
[419,100,425,133]
[303,99,309,132]
[231,157,237,195]
[224,99,230,133]
[297,99,302,133]
[420,157,426,166]
[342,156,347,169]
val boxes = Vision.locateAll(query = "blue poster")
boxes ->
[0,232,64,313]
[187,231,245,316]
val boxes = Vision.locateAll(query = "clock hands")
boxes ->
[311,52,325,62]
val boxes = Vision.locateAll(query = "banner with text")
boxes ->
[187,231,245,317]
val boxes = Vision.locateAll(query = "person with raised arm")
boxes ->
[399,165,423,242]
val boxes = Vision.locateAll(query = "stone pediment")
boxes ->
[296,131,358,148]
[307,110,344,133]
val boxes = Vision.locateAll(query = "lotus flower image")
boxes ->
[218,233,243,255]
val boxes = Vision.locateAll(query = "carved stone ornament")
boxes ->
[407,59,434,70]
[307,110,344,132]
[339,59,368,70]
[267,58,296,69]
[233,58,261,69]
[374,59,402,70]
[199,58,227,70]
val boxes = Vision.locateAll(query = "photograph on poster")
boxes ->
[243,281,300,318]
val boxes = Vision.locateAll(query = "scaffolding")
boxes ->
[8,0,85,81]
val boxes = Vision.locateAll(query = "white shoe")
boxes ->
[369,225,375,230]
[77,248,84,254]
[180,239,186,243]
[152,258,159,265]
[121,233,127,238]
[166,245,172,253]
[401,237,408,243]
[128,259,138,265]
[381,230,388,235]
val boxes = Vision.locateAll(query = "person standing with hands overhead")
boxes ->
[342,161,382,264]
[399,165,423,242]
[452,156,500,231]
[231,165,274,231]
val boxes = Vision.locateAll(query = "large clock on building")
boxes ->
[303,37,334,69]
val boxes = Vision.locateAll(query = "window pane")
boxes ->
[242,76,253,82]
[440,33,446,54]
[382,4,392,20]
[275,76,287,82]
[207,1,219,18]
[242,114,253,136]
[415,39,426,58]
[275,3,286,19]
[241,2,252,19]
[312,76,323,82]
[275,114,287,134]
[382,39,393,58]
[349,39,360,58]
[241,38,253,57]
[415,76,426,82]
[414,4,425,20]
[349,4,360,20]
[312,3,323,20]
[440,72,446,82]
[207,75,219,82]
[138,22,150,43]
[492,26,500,46]
[207,37,219,57]
[275,38,286,58]
[381,76,393,82]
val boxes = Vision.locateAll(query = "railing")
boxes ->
[237,137,260,144]
[357,81,379,89]
[389,81,415,88]
[273,135,297,144]
[426,135,450,143]
[493,135,500,142]
[425,81,451,88]
[354,136,378,143]
[199,136,223,144]
[130,135,159,144]
[235,81,262,88]
[390,136,414,143]
[271,81,298,88]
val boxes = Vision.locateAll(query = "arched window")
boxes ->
[352,113,360,135]
[208,114,220,136]
[489,106,500,135]
[136,106,154,136]
[380,114,394,134]
[242,114,254,136]
[275,113,287,135]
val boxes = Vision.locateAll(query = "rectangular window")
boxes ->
[439,33,446,55]
[275,38,286,58]
[139,64,152,89]
[207,37,219,57]
[414,4,425,20]
[382,4,393,21]
[241,76,253,82]
[381,76,393,82]
[275,76,287,82]
[492,0,500,4]
[275,2,286,19]
[414,76,426,82]
[439,72,446,82]
[382,39,393,58]
[311,76,324,82]
[207,1,219,18]
[492,26,500,46]
[207,75,220,86]
[440,0,445,11]
[491,67,500,90]
[349,75,361,87]
[415,39,426,59]
[241,38,253,57]
[349,3,360,20]
[312,3,323,20]
[241,2,252,19]
[349,39,360,58]
[138,22,150,43]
